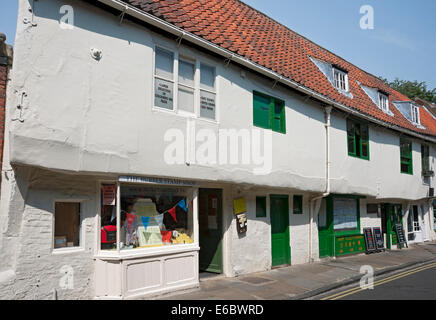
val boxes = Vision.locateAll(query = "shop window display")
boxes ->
[100,184,194,251]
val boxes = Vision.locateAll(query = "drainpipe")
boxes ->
[309,106,332,262]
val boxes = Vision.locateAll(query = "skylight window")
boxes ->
[378,93,389,112]
[411,104,420,124]
[333,68,348,92]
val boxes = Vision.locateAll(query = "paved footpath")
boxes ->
[154,241,436,300]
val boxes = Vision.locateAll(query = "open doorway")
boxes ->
[198,188,223,277]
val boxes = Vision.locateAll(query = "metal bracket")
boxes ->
[176,32,185,47]
[224,54,235,67]
[118,4,128,25]
[12,92,27,123]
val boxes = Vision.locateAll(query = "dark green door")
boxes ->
[318,197,334,258]
[385,204,402,249]
[199,189,223,273]
[270,195,291,267]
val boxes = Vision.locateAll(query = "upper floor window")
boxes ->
[253,91,286,134]
[347,119,369,160]
[154,47,216,120]
[333,68,348,92]
[378,93,389,112]
[421,144,430,174]
[400,137,413,175]
[411,105,420,124]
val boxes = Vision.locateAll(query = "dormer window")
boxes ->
[411,104,420,124]
[333,68,348,92]
[378,93,389,112]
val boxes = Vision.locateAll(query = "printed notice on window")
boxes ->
[200,90,216,119]
[102,184,116,206]
[155,78,173,110]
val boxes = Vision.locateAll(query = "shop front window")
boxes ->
[100,183,195,251]
[333,198,358,231]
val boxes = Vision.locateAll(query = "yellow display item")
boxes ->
[172,231,194,244]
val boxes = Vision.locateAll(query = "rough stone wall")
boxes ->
[0,166,99,299]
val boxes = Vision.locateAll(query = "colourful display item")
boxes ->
[335,234,365,256]
[161,231,172,244]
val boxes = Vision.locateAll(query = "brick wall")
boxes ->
[0,34,12,174]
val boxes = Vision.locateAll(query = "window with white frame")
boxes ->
[54,202,81,249]
[154,47,217,120]
[411,104,420,124]
[333,68,348,92]
[378,92,389,112]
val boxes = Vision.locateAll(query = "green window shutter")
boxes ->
[400,138,413,174]
[272,99,286,134]
[293,195,303,214]
[361,124,369,160]
[347,120,356,156]
[253,92,271,130]
[256,196,267,218]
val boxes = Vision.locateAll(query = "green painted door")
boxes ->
[385,204,403,249]
[270,195,291,267]
[318,197,334,258]
[199,189,223,273]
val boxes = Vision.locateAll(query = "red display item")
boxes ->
[161,230,172,244]
[101,225,117,243]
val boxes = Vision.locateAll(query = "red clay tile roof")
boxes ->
[122,0,436,137]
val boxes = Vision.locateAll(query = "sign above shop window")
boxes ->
[119,176,198,187]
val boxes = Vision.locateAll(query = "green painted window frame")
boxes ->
[256,196,267,218]
[421,144,430,173]
[253,91,286,134]
[346,119,369,160]
[293,195,303,214]
[400,137,413,175]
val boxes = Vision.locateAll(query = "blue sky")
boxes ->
[1,0,435,88]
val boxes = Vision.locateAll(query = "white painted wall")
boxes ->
[0,166,98,299]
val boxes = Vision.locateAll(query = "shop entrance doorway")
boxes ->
[270,195,291,267]
[199,188,223,274]
[384,203,403,249]
[408,205,424,243]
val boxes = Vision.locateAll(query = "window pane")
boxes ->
[318,198,327,228]
[293,195,303,214]
[200,63,215,90]
[333,198,358,231]
[178,60,195,87]
[256,196,267,218]
[253,93,270,129]
[178,85,194,113]
[55,202,80,248]
[347,120,356,155]
[155,48,174,79]
[154,78,174,110]
[200,90,216,119]
[116,185,194,250]
[101,184,117,250]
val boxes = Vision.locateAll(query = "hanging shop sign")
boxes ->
[119,176,198,187]
[395,223,408,249]
[236,213,247,234]
[102,184,116,205]
[372,227,385,251]
[363,228,376,253]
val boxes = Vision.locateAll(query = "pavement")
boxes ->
[155,241,436,300]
